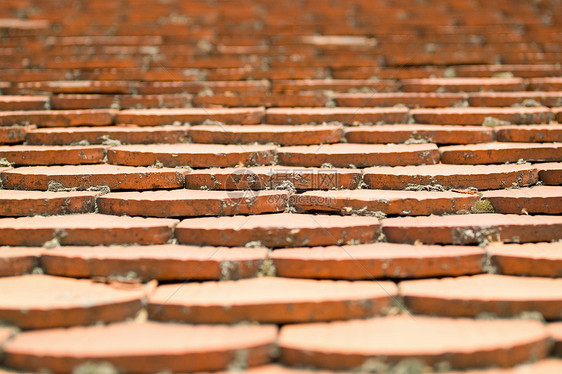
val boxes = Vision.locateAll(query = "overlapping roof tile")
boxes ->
[0,0,561,372]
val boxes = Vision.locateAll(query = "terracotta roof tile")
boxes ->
[0,247,42,277]
[0,190,98,216]
[363,164,538,190]
[410,107,553,125]
[0,213,178,246]
[271,79,398,93]
[41,245,267,281]
[26,126,190,145]
[3,322,277,373]
[345,124,494,145]
[272,243,484,279]
[495,124,562,142]
[439,142,562,164]
[115,107,265,125]
[488,242,562,277]
[400,274,562,318]
[265,107,409,124]
[118,93,193,109]
[278,143,440,167]
[149,277,397,323]
[333,92,467,108]
[527,77,562,91]
[98,189,288,217]
[469,91,562,107]
[193,92,328,108]
[536,162,562,185]
[0,95,49,110]
[382,213,562,244]
[401,78,526,93]
[292,189,478,216]
[107,144,276,168]
[0,126,35,145]
[49,93,192,110]
[136,80,270,96]
[279,316,549,370]
[187,124,343,145]
[481,186,562,214]
[455,64,562,78]
[11,80,135,95]
[0,145,108,166]
[0,165,185,191]
[0,109,115,127]
[0,274,146,328]
[184,166,362,190]
[1,0,562,370]
[176,213,380,247]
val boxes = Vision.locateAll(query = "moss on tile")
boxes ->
[257,258,276,277]
[73,361,119,374]
[471,199,495,213]
[482,116,511,128]
[0,158,13,167]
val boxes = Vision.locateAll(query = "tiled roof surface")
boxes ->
[0,0,561,372]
